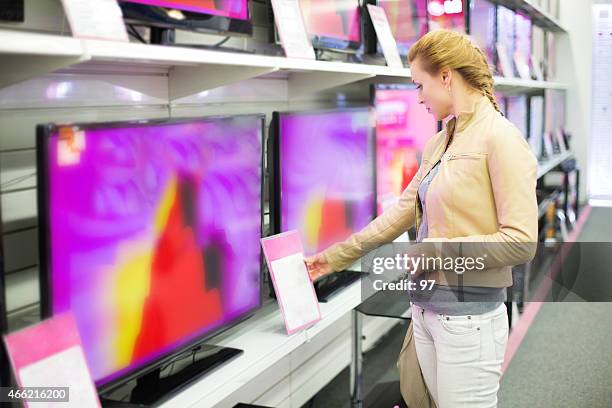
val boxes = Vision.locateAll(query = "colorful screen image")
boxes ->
[378,0,428,56]
[469,0,496,65]
[506,95,528,138]
[515,12,532,63]
[427,0,465,32]
[374,86,437,214]
[42,116,263,385]
[278,109,375,255]
[496,5,515,75]
[121,0,249,20]
[299,0,361,43]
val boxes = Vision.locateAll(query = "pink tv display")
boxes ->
[38,115,263,388]
[374,85,437,214]
[299,0,362,50]
[121,0,249,20]
[377,0,428,56]
[276,109,376,256]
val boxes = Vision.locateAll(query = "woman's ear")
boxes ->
[441,68,452,91]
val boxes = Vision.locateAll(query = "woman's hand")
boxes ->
[304,253,334,281]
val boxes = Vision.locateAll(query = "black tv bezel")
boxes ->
[118,0,254,37]
[364,0,429,58]
[37,114,266,393]
[268,107,378,244]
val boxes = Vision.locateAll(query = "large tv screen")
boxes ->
[376,0,428,56]
[427,0,465,32]
[298,0,362,51]
[38,115,263,387]
[119,0,252,35]
[373,85,437,214]
[270,108,376,255]
[469,0,496,65]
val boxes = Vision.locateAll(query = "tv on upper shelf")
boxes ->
[119,0,253,38]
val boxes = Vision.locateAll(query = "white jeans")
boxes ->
[411,302,509,408]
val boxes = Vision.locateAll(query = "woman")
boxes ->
[305,30,538,407]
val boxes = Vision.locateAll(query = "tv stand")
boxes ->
[99,344,242,406]
[314,270,365,303]
[148,27,254,54]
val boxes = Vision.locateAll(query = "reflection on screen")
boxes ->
[427,0,465,32]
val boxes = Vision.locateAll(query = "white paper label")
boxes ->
[367,5,403,68]
[271,0,316,60]
[271,253,320,331]
[19,346,100,407]
[61,0,128,42]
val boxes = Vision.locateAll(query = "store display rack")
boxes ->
[0,29,568,101]
[486,0,567,32]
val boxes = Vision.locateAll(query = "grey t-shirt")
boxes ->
[410,160,506,316]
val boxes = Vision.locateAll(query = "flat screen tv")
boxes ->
[427,0,466,33]
[515,12,532,70]
[268,108,376,300]
[469,0,496,66]
[529,95,544,160]
[372,84,437,214]
[366,0,428,56]
[298,0,363,52]
[544,89,566,133]
[37,115,264,394]
[506,95,528,138]
[119,0,253,36]
[496,5,516,75]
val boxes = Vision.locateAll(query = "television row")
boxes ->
[35,84,565,400]
[497,89,570,161]
[22,0,557,80]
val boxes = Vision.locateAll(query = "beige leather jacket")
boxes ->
[322,96,538,288]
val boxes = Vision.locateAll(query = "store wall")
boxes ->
[556,0,595,204]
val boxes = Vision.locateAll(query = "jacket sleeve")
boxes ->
[322,159,427,272]
[431,122,538,268]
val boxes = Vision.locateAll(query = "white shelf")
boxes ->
[487,0,567,32]
[494,76,568,93]
[2,30,571,100]
[537,151,573,179]
[159,280,363,408]
[0,30,87,90]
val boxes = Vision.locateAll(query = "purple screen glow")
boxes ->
[121,0,249,21]
[278,109,376,256]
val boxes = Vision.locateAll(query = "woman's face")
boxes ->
[410,58,453,121]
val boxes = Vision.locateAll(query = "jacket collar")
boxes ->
[444,95,492,137]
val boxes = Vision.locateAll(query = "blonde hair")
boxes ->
[408,30,501,113]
